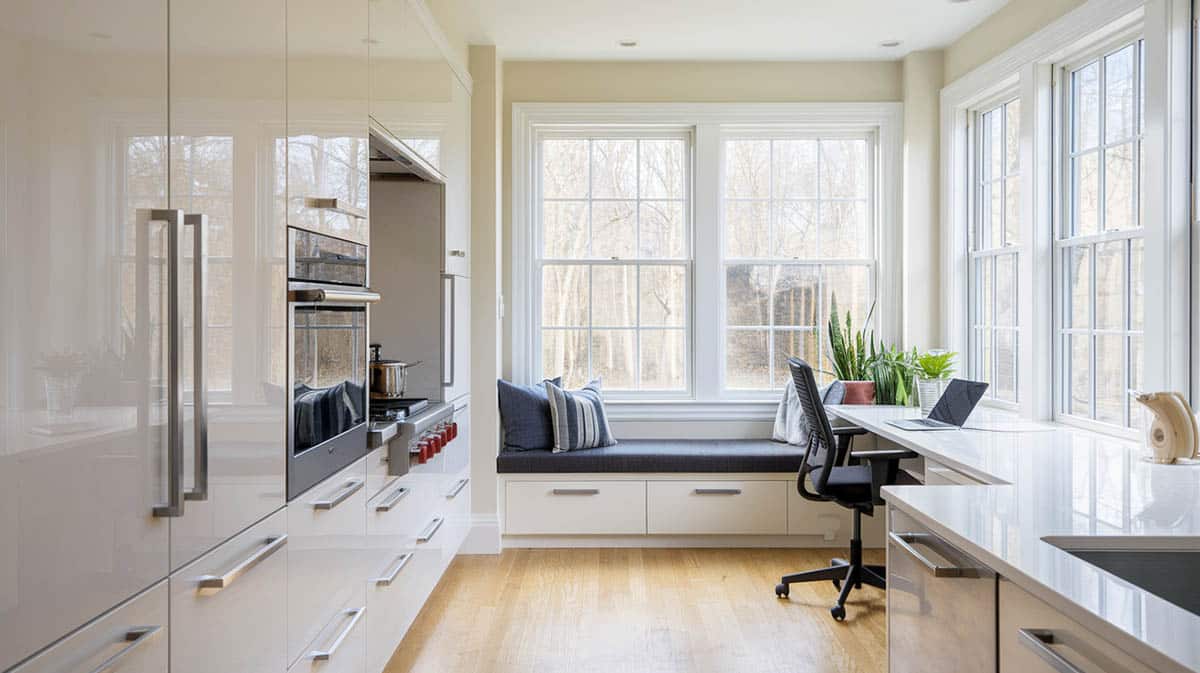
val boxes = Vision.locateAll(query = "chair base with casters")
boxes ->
[775,357,917,622]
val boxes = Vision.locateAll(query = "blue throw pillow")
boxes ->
[497,377,561,451]
[544,378,616,452]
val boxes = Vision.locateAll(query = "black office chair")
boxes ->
[775,357,916,621]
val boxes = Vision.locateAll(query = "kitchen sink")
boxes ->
[1043,537,1200,616]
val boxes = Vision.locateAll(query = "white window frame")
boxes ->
[513,103,903,421]
[967,92,1022,409]
[941,0,1190,435]
[718,129,880,394]
[533,127,695,398]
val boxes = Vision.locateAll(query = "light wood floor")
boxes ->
[384,548,886,673]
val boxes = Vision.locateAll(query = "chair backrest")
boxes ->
[788,357,839,497]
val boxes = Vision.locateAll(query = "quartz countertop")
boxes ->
[827,404,1200,673]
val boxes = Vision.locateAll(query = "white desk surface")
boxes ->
[827,404,1200,673]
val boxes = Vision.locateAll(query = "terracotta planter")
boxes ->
[841,380,876,405]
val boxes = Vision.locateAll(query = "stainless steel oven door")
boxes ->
[287,292,375,500]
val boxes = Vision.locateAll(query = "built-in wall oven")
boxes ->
[287,227,380,500]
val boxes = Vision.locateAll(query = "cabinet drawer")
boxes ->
[10,581,168,673]
[364,547,440,673]
[170,508,288,673]
[505,481,646,535]
[289,585,367,673]
[364,447,393,502]
[999,579,1159,673]
[287,458,368,666]
[925,459,985,486]
[648,481,787,535]
[438,467,472,564]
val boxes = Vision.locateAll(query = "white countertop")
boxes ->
[827,404,1200,673]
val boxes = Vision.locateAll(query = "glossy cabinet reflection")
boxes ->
[288,0,370,244]
[0,1,171,668]
[168,0,288,572]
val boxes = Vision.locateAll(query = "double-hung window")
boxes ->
[969,98,1020,404]
[536,131,691,392]
[1057,38,1144,428]
[721,135,875,390]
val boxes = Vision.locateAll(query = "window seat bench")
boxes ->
[496,439,807,474]
[495,439,885,547]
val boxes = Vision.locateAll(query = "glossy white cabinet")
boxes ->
[289,585,367,673]
[505,481,649,535]
[9,581,168,673]
[168,0,288,572]
[0,0,171,666]
[647,480,788,535]
[999,579,1160,673]
[287,457,369,666]
[443,274,471,401]
[170,508,288,673]
[441,78,471,278]
[288,0,370,244]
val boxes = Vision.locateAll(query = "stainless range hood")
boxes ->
[369,119,445,183]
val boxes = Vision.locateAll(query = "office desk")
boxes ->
[827,403,1200,673]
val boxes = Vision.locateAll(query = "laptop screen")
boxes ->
[927,379,990,426]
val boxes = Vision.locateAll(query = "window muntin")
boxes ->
[1058,39,1145,428]
[970,98,1020,404]
[537,133,691,392]
[721,135,875,390]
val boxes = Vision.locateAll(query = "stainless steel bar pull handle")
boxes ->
[304,196,367,220]
[446,478,469,499]
[148,209,186,518]
[887,532,971,578]
[312,479,364,510]
[694,488,742,495]
[552,488,599,495]
[184,213,208,502]
[442,275,456,387]
[86,625,163,673]
[196,535,288,594]
[417,517,444,543]
[375,485,410,512]
[372,553,413,586]
[1018,629,1099,673]
[287,288,381,304]
[448,249,466,258]
[309,607,366,661]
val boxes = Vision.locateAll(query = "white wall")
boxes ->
[943,0,1089,83]
[901,51,945,350]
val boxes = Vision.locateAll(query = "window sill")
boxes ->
[604,399,779,422]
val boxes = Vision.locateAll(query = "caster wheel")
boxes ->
[775,583,789,598]
[830,605,846,621]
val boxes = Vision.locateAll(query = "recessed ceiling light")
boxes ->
[948,0,972,3]
[618,40,638,48]
[879,40,902,48]
[88,31,112,40]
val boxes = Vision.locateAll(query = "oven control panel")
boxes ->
[385,402,456,475]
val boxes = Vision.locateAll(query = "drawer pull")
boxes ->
[196,534,288,594]
[312,479,364,510]
[1018,629,1100,673]
[309,606,366,661]
[448,249,467,258]
[694,488,742,495]
[87,625,163,673]
[552,488,599,495]
[372,552,414,586]
[888,532,972,578]
[375,485,410,512]
[417,517,444,543]
[446,478,469,499]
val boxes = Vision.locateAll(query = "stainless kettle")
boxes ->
[369,343,422,399]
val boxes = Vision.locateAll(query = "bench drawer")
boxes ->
[647,481,788,535]
[505,481,646,534]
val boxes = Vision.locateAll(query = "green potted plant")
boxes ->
[913,350,957,414]
[827,298,876,404]
[870,343,917,406]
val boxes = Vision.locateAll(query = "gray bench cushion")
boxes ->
[496,439,806,474]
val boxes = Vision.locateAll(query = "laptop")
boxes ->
[887,379,989,431]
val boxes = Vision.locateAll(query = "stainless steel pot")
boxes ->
[369,343,422,399]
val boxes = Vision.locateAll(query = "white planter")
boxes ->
[915,377,950,415]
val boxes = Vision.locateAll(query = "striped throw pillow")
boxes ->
[544,378,617,452]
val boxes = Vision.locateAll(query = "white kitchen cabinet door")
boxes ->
[0,0,171,666]
[647,481,788,535]
[441,402,471,489]
[287,0,370,244]
[168,0,288,572]
[170,508,288,673]
[287,457,369,666]
[289,585,367,673]
[999,579,1160,673]
[443,275,471,401]
[441,78,471,278]
[9,581,168,673]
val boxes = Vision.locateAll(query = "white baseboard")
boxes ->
[501,534,885,550]
[459,515,502,554]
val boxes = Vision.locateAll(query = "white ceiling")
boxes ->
[429,0,1010,61]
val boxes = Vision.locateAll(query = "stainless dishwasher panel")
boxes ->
[887,518,997,673]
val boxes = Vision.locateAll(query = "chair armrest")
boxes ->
[831,426,870,437]
[851,448,919,461]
